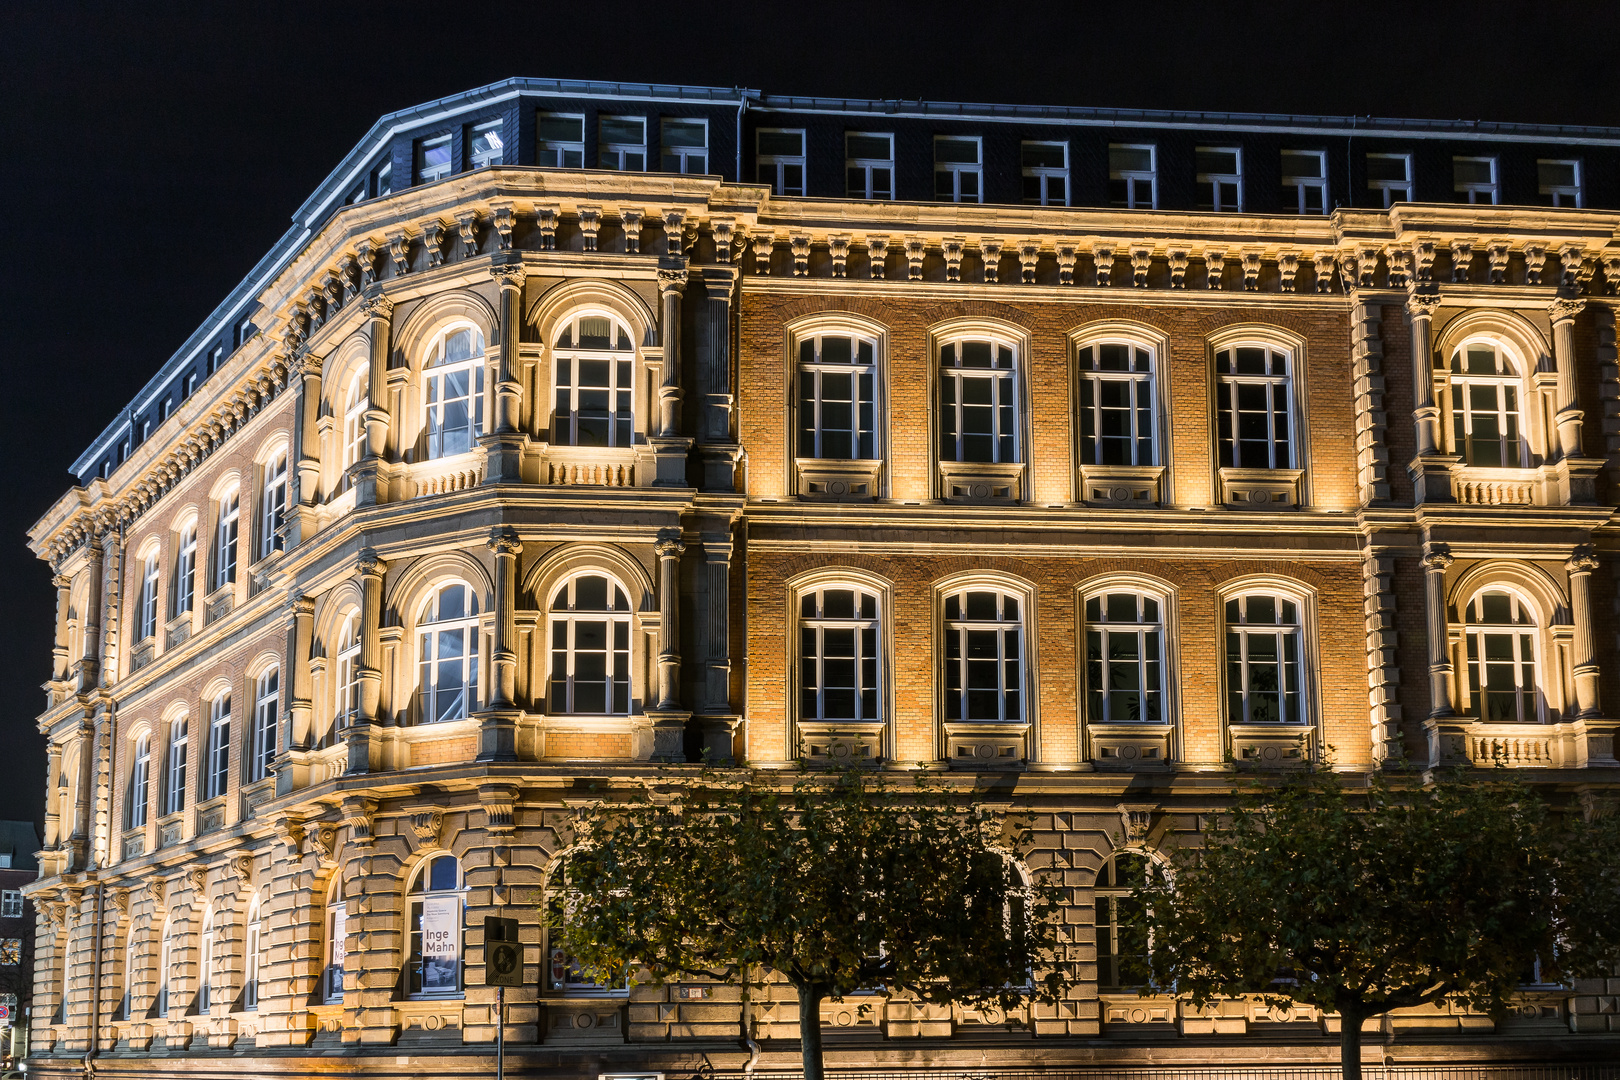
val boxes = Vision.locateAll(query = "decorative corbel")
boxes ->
[663,209,686,257]
[356,238,380,287]
[1313,251,1337,293]
[422,218,451,268]
[1090,241,1114,287]
[408,808,445,848]
[1385,246,1412,289]
[272,814,306,859]
[1130,245,1152,288]
[340,253,360,302]
[613,207,642,254]
[534,205,558,251]
[1450,239,1474,283]
[185,864,208,896]
[1357,244,1381,288]
[490,202,515,251]
[867,235,889,280]
[577,206,601,252]
[904,236,926,281]
[341,795,378,848]
[1203,248,1226,290]
[386,228,413,276]
[1487,241,1511,284]
[1523,244,1547,287]
[710,217,734,263]
[1241,250,1262,292]
[1017,241,1040,285]
[1410,239,1437,284]
[1117,803,1159,846]
[1557,244,1588,289]
[1278,251,1300,293]
[321,272,343,317]
[480,784,518,836]
[1603,254,1620,297]
[979,238,1003,283]
[751,230,776,276]
[456,211,482,258]
[790,233,811,277]
[1055,241,1078,286]
[111,887,130,918]
[942,236,965,282]
[307,823,339,867]
[828,234,850,278]
[229,853,254,892]
[682,218,700,256]
[1167,248,1189,289]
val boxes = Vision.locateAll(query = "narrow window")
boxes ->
[1095,852,1152,990]
[343,372,369,469]
[204,692,231,801]
[1464,590,1540,723]
[423,326,486,459]
[416,134,453,183]
[164,719,188,816]
[469,120,504,169]
[235,317,253,349]
[1225,594,1303,725]
[138,552,160,641]
[324,899,347,1003]
[1077,341,1156,466]
[0,891,20,919]
[757,129,806,196]
[1085,592,1164,724]
[214,489,239,590]
[661,118,708,174]
[552,313,635,447]
[373,158,393,197]
[260,452,287,558]
[845,133,894,200]
[1449,342,1523,468]
[546,860,629,994]
[208,345,223,374]
[1216,345,1293,469]
[197,906,214,1013]
[1280,150,1328,214]
[1108,144,1157,209]
[183,371,198,399]
[1366,152,1413,206]
[934,136,982,203]
[406,855,463,997]
[127,735,150,829]
[335,613,361,733]
[251,667,279,783]
[119,927,136,1019]
[1195,147,1243,211]
[939,338,1020,464]
[417,583,480,724]
[598,116,647,171]
[1021,141,1068,206]
[160,397,172,421]
[156,917,175,1017]
[1537,159,1582,208]
[1453,156,1499,204]
[798,587,881,724]
[797,332,877,460]
[942,589,1024,723]
[548,575,633,716]
[243,896,262,1010]
[536,113,585,168]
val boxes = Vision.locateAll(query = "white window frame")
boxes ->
[1453,155,1499,204]
[208,345,223,374]
[422,324,486,460]
[941,588,1025,724]
[1281,150,1328,214]
[1021,140,1069,206]
[1449,340,1526,469]
[1537,158,1582,208]
[417,582,481,724]
[1108,144,1157,209]
[845,132,894,200]
[536,112,585,168]
[757,128,807,196]
[120,925,136,1018]
[469,119,504,169]
[243,895,262,1010]
[1076,339,1159,467]
[164,718,188,817]
[938,336,1022,465]
[138,551,160,641]
[343,372,368,469]
[373,158,392,197]
[1223,592,1306,725]
[547,574,634,717]
[183,371,198,399]
[660,117,708,174]
[1195,146,1243,212]
[934,135,983,204]
[157,916,175,1017]
[324,899,347,1004]
[406,854,464,998]
[416,134,453,183]
[1366,152,1413,207]
[1462,588,1543,724]
[214,488,239,591]
[1083,589,1167,725]
[598,115,647,171]
[174,521,197,616]
[204,692,231,801]
[1,890,22,919]
[551,311,637,448]
[259,452,287,559]
[797,585,883,726]
[335,612,361,732]
[796,330,880,461]
[251,666,278,783]
[127,734,150,829]
[1095,851,1154,990]
[197,905,214,1013]
[1216,344,1295,470]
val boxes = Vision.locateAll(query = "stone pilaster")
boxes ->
[1349,296,1390,503]
[478,529,522,762]
[1567,547,1602,718]
[349,550,385,775]
[1423,543,1455,719]
[357,294,393,505]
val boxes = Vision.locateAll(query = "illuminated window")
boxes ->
[259,451,287,559]
[661,118,708,174]
[1453,156,1499,204]
[423,326,485,460]
[1464,590,1540,723]
[137,551,159,641]
[546,860,628,996]
[1,891,22,919]
[324,892,347,1004]
[214,487,239,590]
[1366,152,1413,206]
[343,371,368,469]
[164,718,188,816]
[1281,150,1327,214]
[173,520,197,616]
[197,905,214,1012]
[1224,594,1304,725]
[1216,345,1294,469]
[1195,147,1242,211]
[798,587,882,725]
[846,133,894,200]
[548,575,633,716]
[127,734,150,829]
[334,612,361,734]
[797,332,878,460]
[1021,141,1068,206]
[1108,144,1156,209]
[417,583,480,724]
[552,312,635,447]
[598,116,647,171]
[469,120,504,169]
[935,136,982,203]
[244,895,263,1010]
[1449,342,1524,468]
[939,337,1020,464]
[406,855,463,997]
[416,134,453,183]
[1085,592,1165,724]
[942,588,1024,723]
[1078,340,1157,467]
[536,113,584,168]
[156,915,176,1017]
[758,129,806,196]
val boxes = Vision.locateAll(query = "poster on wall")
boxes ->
[420,896,460,993]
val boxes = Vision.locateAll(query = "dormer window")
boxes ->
[661,118,708,174]
[469,120,504,169]
[537,113,584,168]
[598,116,647,171]
[416,134,453,183]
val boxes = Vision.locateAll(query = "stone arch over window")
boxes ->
[1447,560,1567,723]
[527,278,656,351]
[1434,310,1550,470]
[784,311,891,500]
[1091,847,1170,992]
[321,874,347,1004]
[1076,572,1181,767]
[785,566,895,765]
[1206,324,1310,509]
[389,291,499,467]
[932,570,1040,768]
[1215,575,1321,764]
[252,435,292,562]
[1070,320,1173,507]
[402,850,464,998]
[393,290,500,372]
[313,581,365,747]
[124,720,154,831]
[928,317,1033,503]
[520,542,655,612]
[318,332,373,498]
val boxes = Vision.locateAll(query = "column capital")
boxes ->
[1421,543,1454,573]
[654,533,686,560]
[657,266,689,296]
[1549,296,1587,325]
[291,595,316,618]
[486,528,523,557]
[1566,546,1600,575]
[356,548,385,578]
[1405,287,1443,320]
[488,263,526,290]
[52,574,71,590]
[359,293,395,321]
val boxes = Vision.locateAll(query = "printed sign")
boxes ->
[419,896,460,993]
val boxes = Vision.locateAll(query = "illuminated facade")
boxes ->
[23,79,1620,1074]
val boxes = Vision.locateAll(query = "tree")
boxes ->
[1135,770,1620,1080]
[555,768,1073,1080]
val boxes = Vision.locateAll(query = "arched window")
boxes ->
[342,372,369,469]
[548,575,633,715]
[250,667,279,783]
[156,914,176,1017]
[323,885,347,1004]
[197,904,215,1012]
[259,452,288,559]
[243,894,262,1010]
[214,487,240,590]
[334,612,361,731]
[551,312,635,447]
[164,718,188,816]
[1449,341,1525,468]
[545,857,629,995]
[137,550,160,641]
[55,929,70,1024]
[1224,593,1304,724]
[1095,851,1152,991]
[1216,344,1293,469]
[942,588,1024,723]
[127,734,150,829]
[938,336,1020,463]
[417,583,480,723]
[798,586,881,724]
[1078,340,1157,466]
[174,521,198,616]
[423,325,486,460]
[406,854,463,997]
[204,692,231,801]
[1463,589,1540,723]
[797,331,878,460]
[119,922,138,1019]
[1084,591,1164,724]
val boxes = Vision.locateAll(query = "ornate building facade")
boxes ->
[22,79,1620,1074]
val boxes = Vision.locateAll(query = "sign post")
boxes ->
[484,917,522,1080]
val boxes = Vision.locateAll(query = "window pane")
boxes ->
[1281,150,1324,179]
[1110,146,1152,172]
[601,117,645,144]
[758,130,804,156]
[935,137,980,164]
[1022,142,1065,168]
[539,115,583,142]
[1366,154,1409,182]
[847,134,891,159]
[1454,158,1494,184]
[663,119,706,147]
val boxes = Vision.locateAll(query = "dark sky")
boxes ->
[2,0,1618,829]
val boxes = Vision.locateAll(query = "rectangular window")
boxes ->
[416,134,453,183]
[598,116,647,171]
[1195,146,1243,211]
[215,490,239,590]
[1366,152,1413,206]
[757,128,806,196]
[1078,342,1156,466]
[939,339,1019,463]
[798,333,878,459]
[1453,156,1499,204]
[1225,594,1302,725]
[175,524,197,615]
[943,590,1023,723]
[469,120,504,169]
[1281,150,1327,214]
[325,905,347,1003]
[1537,159,1582,207]
[1021,141,1068,206]
[0,891,21,919]
[183,371,198,399]
[1109,144,1157,209]
[1216,345,1293,469]
[846,133,894,200]
[251,669,279,783]
[138,554,159,641]
[165,720,188,816]
[0,940,19,965]
[661,118,708,174]
[234,317,253,349]
[934,136,982,203]
[372,158,392,197]
[798,588,881,724]
[260,456,287,558]
[536,113,585,168]
[139,418,151,444]
[1085,593,1163,724]
[160,397,172,421]
[205,695,230,801]
[208,346,222,374]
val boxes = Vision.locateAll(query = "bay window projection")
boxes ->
[1195,147,1242,211]
[1224,593,1304,725]
[1216,345,1293,469]
[423,326,485,459]
[548,575,633,716]
[757,129,806,196]
[552,313,635,447]
[204,692,230,801]
[536,113,585,168]
[1078,342,1156,466]
[798,332,877,460]
[1085,592,1164,724]
[1280,150,1327,213]
[406,855,463,997]
[1464,590,1541,723]
[660,118,708,174]
[1449,342,1524,468]
[416,583,480,724]
[942,589,1025,723]
[1366,152,1413,206]
[846,133,894,200]
[1108,144,1156,209]
[1021,141,1068,206]
[939,338,1020,464]
[799,587,881,724]
[598,116,647,171]
[935,136,983,203]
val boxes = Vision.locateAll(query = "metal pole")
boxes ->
[495,983,504,1080]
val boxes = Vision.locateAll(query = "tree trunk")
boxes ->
[797,982,824,1080]
[1339,1006,1366,1080]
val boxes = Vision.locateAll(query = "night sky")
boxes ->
[3,1,1618,829]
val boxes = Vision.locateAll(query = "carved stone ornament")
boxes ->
[979,238,1003,283]
[942,236,965,282]
[620,207,643,254]
[751,231,775,276]
[491,203,515,250]
[1406,288,1443,321]
[1203,248,1225,290]
[1017,241,1040,285]
[1558,245,1590,289]
[1091,242,1114,287]
[1384,246,1411,289]
[387,229,413,276]
[1412,239,1437,283]
[1567,545,1601,575]
[905,236,926,281]
[657,267,687,297]
[186,864,209,896]
[229,853,254,891]
[663,209,686,257]
[147,878,166,910]
[423,218,450,268]
[342,795,378,848]
[1130,246,1152,288]
[1055,242,1078,286]
[355,548,384,578]
[1422,543,1454,574]
[308,823,339,866]
[710,217,734,263]
[828,234,850,279]
[273,815,305,858]
[359,294,394,322]
[790,233,811,277]
[480,785,518,834]
[867,235,889,280]
[487,527,523,557]
[577,206,601,252]
[1313,251,1337,294]
[1486,242,1511,284]
[1450,240,1474,283]
[111,887,130,917]
[1523,244,1548,287]
[1167,248,1189,289]
[1117,803,1157,845]
[1278,251,1299,293]
[654,533,687,560]
[534,205,558,251]
[408,809,445,846]
[1549,296,1587,325]
[456,211,482,258]
[1241,250,1262,292]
